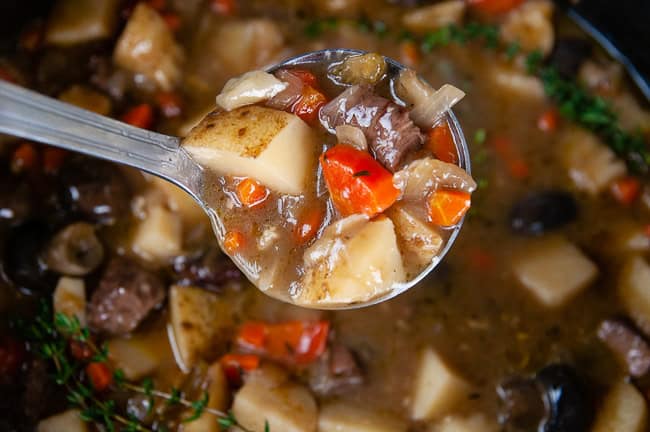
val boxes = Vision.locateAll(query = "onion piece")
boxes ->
[335,125,368,151]
[396,70,465,128]
[394,157,477,200]
[216,70,288,111]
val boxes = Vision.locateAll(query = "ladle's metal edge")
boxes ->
[270,48,471,310]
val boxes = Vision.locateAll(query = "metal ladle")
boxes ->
[0,49,470,309]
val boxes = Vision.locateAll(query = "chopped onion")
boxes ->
[396,70,465,128]
[216,70,288,111]
[335,125,368,151]
[394,158,476,200]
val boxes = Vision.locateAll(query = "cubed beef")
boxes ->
[308,343,364,396]
[172,247,242,292]
[319,85,424,172]
[87,257,165,335]
[598,318,650,377]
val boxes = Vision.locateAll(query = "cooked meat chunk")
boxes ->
[172,247,242,292]
[597,319,650,377]
[266,69,305,111]
[319,85,424,172]
[308,343,364,396]
[88,258,165,335]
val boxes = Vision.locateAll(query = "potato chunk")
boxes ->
[169,285,234,369]
[58,85,112,116]
[501,0,554,56]
[319,401,407,432]
[513,235,598,307]
[113,3,183,90]
[560,127,626,195]
[107,336,160,381]
[402,1,466,34]
[45,0,120,46]
[298,216,405,306]
[37,410,87,432]
[184,363,230,432]
[429,414,498,432]
[387,204,443,272]
[233,366,318,432]
[619,256,650,334]
[132,205,183,262]
[592,381,647,432]
[183,106,317,195]
[53,277,86,326]
[411,347,470,421]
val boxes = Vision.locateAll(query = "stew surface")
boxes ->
[0,0,649,431]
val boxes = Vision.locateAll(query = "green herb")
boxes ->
[17,303,257,432]
[304,18,339,38]
[474,128,487,145]
[353,170,370,177]
[505,41,520,60]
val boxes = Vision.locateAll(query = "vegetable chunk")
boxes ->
[216,71,288,111]
[45,0,120,46]
[183,106,317,195]
[232,366,318,432]
[429,414,498,432]
[53,276,86,326]
[592,381,647,432]
[131,205,183,262]
[513,235,598,307]
[107,336,159,381]
[299,216,405,306]
[113,3,183,90]
[411,347,470,421]
[319,401,407,432]
[387,204,443,270]
[619,256,650,334]
[37,409,87,432]
[169,285,234,369]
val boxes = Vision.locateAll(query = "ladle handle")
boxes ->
[0,80,202,195]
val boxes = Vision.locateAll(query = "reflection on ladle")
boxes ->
[0,48,471,310]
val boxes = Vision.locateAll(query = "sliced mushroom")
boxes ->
[42,222,104,276]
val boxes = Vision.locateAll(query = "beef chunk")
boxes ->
[172,247,242,292]
[308,343,363,396]
[598,319,650,377]
[22,359,62,425]
[320,85,424,172]
[549,38,592,78]
[88,257,165,335]
[59,157,130,225]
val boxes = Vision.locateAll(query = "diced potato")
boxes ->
[387,204,443,271]
[169,285,234,369]
[298,216,405,306]
[53,277,86,326]
[216,71,288,111]
[177,104,215,138]
[559,127,626,195]
[183,106,317,195]
[184,363,230,432]
[402,1,466,34]
[107,336,160,381]
[151,177,207,225]
[132,205,183,262]
[488,65,545,99]
[611,92,650,133]
[501,0,554,56]
[113,3,183,90]
[190,19,284,80]
[233,365,318,432]
[429,414,498,432]
[592,381,647,432]
[37,409,87,432]
[513,235,598,307]
[58,85,112,116]
[411,347,470,421]
[619,256,650,334]
[45,0,120,46]
[319,401,407,432]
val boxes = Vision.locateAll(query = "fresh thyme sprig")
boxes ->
[302,16,650,175]
[16,302,255,432]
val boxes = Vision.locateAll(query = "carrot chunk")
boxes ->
[427,122,458,164]
[211,0,236,15]
[224,230,245,254]
[427,189,471,227]
[400,41,421,68]
[11,142,39,174]
[86,362,113,391]
[468,0,524,14]
[537,109,559,132]
[293,85,327,125]
[121,104,154,129]
[42,147,67,174]
[236,177,269,208]
[236,321,329,365]
[320,144,399,217]
[293,205,325,245]
[220,353,260,386]
[611,176,641,205]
